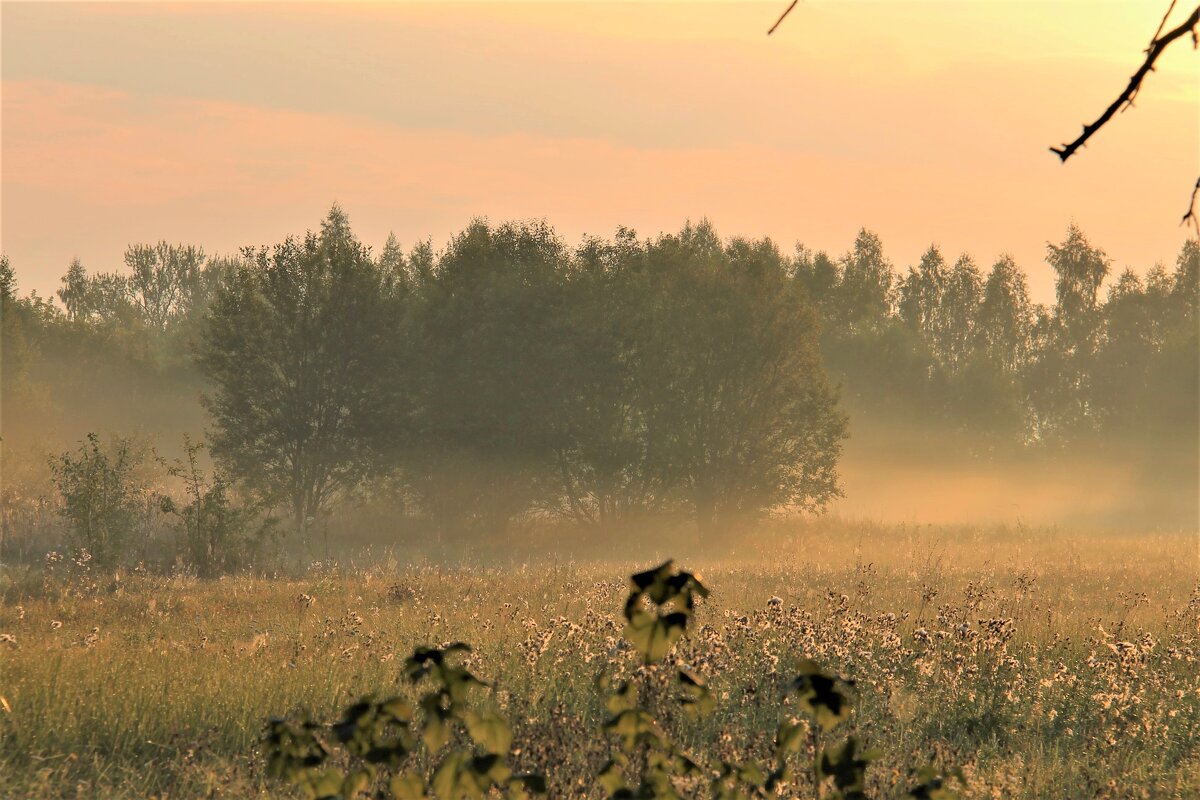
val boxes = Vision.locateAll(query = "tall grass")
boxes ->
[1,521,1198,798]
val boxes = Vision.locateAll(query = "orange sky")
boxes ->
[2,1,1197,303]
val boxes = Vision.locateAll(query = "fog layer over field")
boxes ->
[2,214,1197,571]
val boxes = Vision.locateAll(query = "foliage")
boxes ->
[197,207,406,536]
[267,561,965,800]
[265,642,546,799]
[4,220,1198,542]
[4,524,1199,798]
[159,436,279,577]
[406,219,574,534]
[48,433,150,567]
[624,225,846,532]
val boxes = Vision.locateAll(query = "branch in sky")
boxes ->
[767,0,799,36]
[1051,3,1200,162]
[1183,177,1200,236]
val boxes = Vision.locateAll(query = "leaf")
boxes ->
[906,766,964,800]
[598,760,627,795]
[304,767,347,800]
[604,680,638,715]
[816,736,878,798]
[405,643,473,682]
[432,752,484,800]
[441,666,488,704]
[422,712,451,753]
[463,709,512,754]
[472,753,511,784]
[390,772,429,800]
[341,767,374,797]
[775,720,807,755]
[381,697,415,722]
[678,669,715,718]
[624,610,683,663]
[508,774,548,798]
[787,661,855,731]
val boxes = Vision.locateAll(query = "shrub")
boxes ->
[160,436,279,577]
[49,433,149,568]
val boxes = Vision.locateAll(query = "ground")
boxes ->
[2,520,1198,799]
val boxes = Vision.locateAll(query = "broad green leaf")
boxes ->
[678,669,715,718]
[463,709,512,754]
[598,761,627,795]
[604,680,638,715]
[422,713,451,752]
[906,766,964,800]
[303,767,346,800]
[624,611,683,662]
[788,661,854,731]
[775,720,807,755]
[390,772,429,800]
[816,736,878,797]
[507,774,547,799]
[341,767,374,797]
[432,752,485,800]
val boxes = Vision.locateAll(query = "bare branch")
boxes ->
[1183,177,1200,235]
[768,0,800,36]
[1152,0,1180,42]
[1051,3,1200,162]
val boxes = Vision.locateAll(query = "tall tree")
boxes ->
[549,228,664,526]
[408,219,574,533]
[124,242,206,330]
[976,255,1034,376]
[198,206,402,538]
[630,222,846,534]
[1028,224,1112,438]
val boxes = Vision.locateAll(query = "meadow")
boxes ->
[2,519,1198,799]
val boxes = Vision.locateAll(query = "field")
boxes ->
[2,520,1199,799]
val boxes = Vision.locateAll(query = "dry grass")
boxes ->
[1,519,1198,798]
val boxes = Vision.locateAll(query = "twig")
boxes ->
[767,0,800,36]
[1051,3,1200,162]
[1152,0,1180,42]
[1182,176,1200,235]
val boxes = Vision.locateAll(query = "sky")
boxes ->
[1,1,1197,304]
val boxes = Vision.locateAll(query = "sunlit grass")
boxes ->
[1,520,1197,798]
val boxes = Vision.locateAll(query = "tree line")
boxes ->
[2,209,1196,548]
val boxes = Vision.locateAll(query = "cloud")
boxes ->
[3,0,1196,301]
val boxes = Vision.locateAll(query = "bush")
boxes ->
[160,436,279,577]
[49,434,149,568]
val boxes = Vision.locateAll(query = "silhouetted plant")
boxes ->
[265,561,963,799]
[264,643,545,799]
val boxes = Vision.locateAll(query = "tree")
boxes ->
[0,254,14,302]
[1027,224,1112,438]
[160,436,278,577]
[549,228,665,526]
[198,206,403,541]
[407,219,574,533]
[57,258,89,322]
[124,242,206,330]
[976,255,1034,376]
[834,228,894,334]
[898,245,947,352]
[938,255,983,372]
[628,222,846,534]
